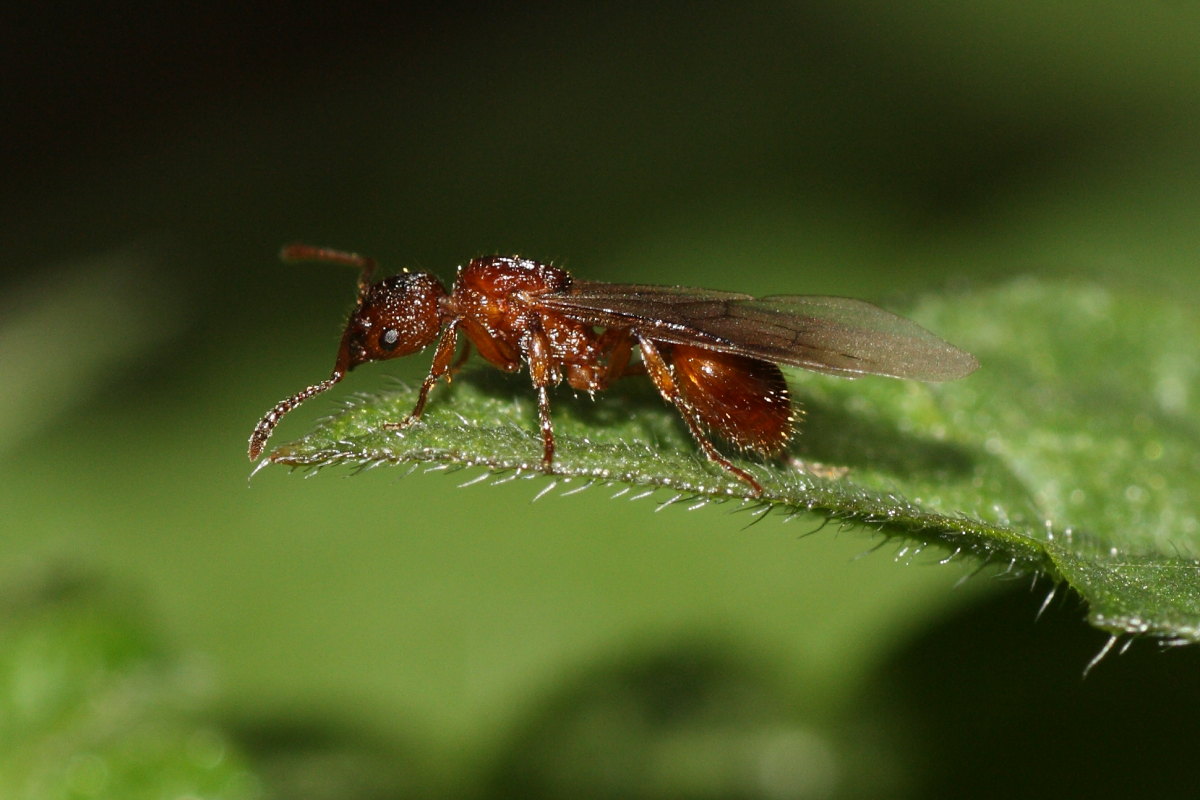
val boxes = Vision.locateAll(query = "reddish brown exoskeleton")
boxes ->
[248,245,979,495]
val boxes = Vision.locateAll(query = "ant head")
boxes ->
[248,246,448,460]
[337,272,448,373]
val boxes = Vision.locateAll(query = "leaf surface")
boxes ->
[263,278,1200,643]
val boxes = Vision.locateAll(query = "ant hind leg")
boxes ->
[636,337,765,497]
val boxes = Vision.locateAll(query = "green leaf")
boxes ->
[0,570,259,800]
[262,277,1200,645]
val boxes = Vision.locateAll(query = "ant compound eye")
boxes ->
[380,328,400,351]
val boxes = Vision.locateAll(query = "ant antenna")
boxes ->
[247,245,377,460]
[247,375,341,460]
[280,243,378,306]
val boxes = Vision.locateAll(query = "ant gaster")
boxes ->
[249,245,979,495]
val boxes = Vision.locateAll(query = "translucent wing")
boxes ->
[536,281,979,380]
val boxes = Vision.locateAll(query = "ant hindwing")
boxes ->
[248,245,979,496]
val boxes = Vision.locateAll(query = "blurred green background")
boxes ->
[3,2,1200,798]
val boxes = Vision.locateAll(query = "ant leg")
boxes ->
[637,337,765,497]
[384,323,460,429]
[526,329,560,470]
[461,319,522,372]
[597,329,633,387]
[447,340,473,380]
[279,244,378,297]
[566,329,633,391]
[536,384,555,468]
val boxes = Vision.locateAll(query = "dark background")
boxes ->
[3,3,1199,797]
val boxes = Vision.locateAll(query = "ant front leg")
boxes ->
[384,323,461,430]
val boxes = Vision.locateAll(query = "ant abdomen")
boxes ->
[665,343,794,455]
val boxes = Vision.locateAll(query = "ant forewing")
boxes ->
[248,246,979,496]
[536,283,979,382]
